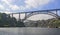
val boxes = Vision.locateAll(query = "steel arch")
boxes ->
[22,11,59,21]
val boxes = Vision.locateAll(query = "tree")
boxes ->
[49,19,60,28]
[0,13,17,27]
[16,20,25,27]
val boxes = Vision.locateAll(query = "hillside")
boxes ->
[0,13,60,28]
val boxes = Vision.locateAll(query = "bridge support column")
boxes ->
[56,10,59,19]
[19,13,21,20]
[8,14,10,17]
[21,13,28,22]
[18,13,23,23]
[56,10,58,16]
[25,13,27,20]
[12,13,13,18]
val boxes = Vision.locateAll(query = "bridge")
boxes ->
[8,9,60,22]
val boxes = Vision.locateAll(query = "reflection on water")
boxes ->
[0,28,60,35]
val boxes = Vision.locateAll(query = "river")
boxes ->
[0,27,60,35]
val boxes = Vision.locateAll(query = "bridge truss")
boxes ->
[9,9,60,22]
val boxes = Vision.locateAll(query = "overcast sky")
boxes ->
[0,0,60,12]
[0,0,60,20]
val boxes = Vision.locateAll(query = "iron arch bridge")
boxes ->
[9,9,60,22]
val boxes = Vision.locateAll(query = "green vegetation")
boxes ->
[0,13,25,27]
[24,19,60,28]
[0,13,60,28]
[49,19,60,28]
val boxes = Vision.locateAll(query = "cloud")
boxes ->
[1,0,20,11]
[18,0,53,11]
[0,4,5,10]
[10,5,20,10]
[1,0,11,5]
[0,0,56,21]
[0,11,12,14]
[25,0,52,8]
[19,6,26,11]
[4,11,12,14]
[27,14,55,21]
[2,0,53,11]
[0,0,54,11]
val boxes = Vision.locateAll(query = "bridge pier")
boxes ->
[25,13,27,20]
[12,13,13,18]
[19,13,21,21]
[56,10,58,16]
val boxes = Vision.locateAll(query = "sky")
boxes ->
[0,0,60,13]
[0,0,60,20]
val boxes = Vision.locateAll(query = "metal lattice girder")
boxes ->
[9,9,60,22]
[22,12,59,21]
